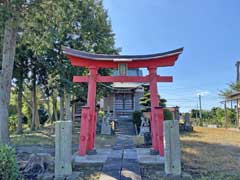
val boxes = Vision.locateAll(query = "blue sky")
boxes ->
[103,0,240,112]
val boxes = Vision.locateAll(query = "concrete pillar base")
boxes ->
[150,148,159,155]
[87,149,97,155]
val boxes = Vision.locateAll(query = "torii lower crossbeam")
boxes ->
[73,75,173,83]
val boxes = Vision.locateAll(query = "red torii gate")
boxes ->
[64,47,183,156]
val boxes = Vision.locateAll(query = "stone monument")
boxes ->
[55,121,72,178]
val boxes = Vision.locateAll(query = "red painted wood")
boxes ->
[86,67,97,151]
[73,75,173,83]
[87,113,94,151]
[155,107,164,156]
[79,107,90,156]
[67,54,178,68]
[148,67,159,151]
[87,112,97,150]
[73,76,88,82]
[92,112,97,149]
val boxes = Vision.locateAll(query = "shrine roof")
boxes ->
[63,47,183,61]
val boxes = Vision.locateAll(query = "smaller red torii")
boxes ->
[64,47,183,156]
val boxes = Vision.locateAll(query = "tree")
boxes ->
[0,0,119,141]
[0,0,41,143]
[139,86,172,120]
[22,0,119,122]
[13,45,29,133]
[139,88,167,111]
[0,1,18,144]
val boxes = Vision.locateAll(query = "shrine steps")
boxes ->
[116,120,136,136]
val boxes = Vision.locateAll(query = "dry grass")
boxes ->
[11,123,116,149]
[142,127,240,179]
[11,132,53,145]
[181,127,240,178]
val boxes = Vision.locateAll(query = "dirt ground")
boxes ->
[11,126,240,179]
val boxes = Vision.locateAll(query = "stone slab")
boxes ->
[73,149,111,164]
[103,158,122,171]
[136,148,164,165]
[66,172,81,180]
[87,149,97,155]
[108,150,123,159]
[150,148,159,155]
[123,149,138,159]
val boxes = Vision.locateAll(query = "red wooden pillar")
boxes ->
[148,67,159,151]
[86,66,98,151]
[92,111,97,149]
[155,107,164,156]
[79,106,90,156]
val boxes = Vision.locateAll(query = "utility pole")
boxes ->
[236,61,240,83]
[199,95,202,121]
[196,103,198,121]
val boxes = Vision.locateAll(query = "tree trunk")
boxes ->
[60,95,65,121]
[65,91,71,121]
[31,69,40,131]
[224,101,228,128]
[52,92,58,122]
[0,18,17,145]
[16,80,23,134]
[46,96,51,122]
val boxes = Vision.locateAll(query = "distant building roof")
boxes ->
[221,91,240,102]
[225,91,240,101]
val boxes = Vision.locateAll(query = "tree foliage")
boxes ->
[0,0,120,138]
[139,87,167,111]
[191,107,236,127]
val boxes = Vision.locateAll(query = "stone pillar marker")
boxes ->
[164,120,181,176]
[55,121,72,178]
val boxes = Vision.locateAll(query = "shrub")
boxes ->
[164,109,173,120]
[98,110,105,118]
[132,111,143,133]
[0,145,20,180]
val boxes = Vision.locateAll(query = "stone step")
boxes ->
[100,134,142,180]
[116,121,136,136]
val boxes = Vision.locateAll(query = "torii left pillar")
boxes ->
[79,66,97,156]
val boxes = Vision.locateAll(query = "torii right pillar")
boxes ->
[148,67,164,156]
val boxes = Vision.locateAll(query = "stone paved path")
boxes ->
[99,120,142,180]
